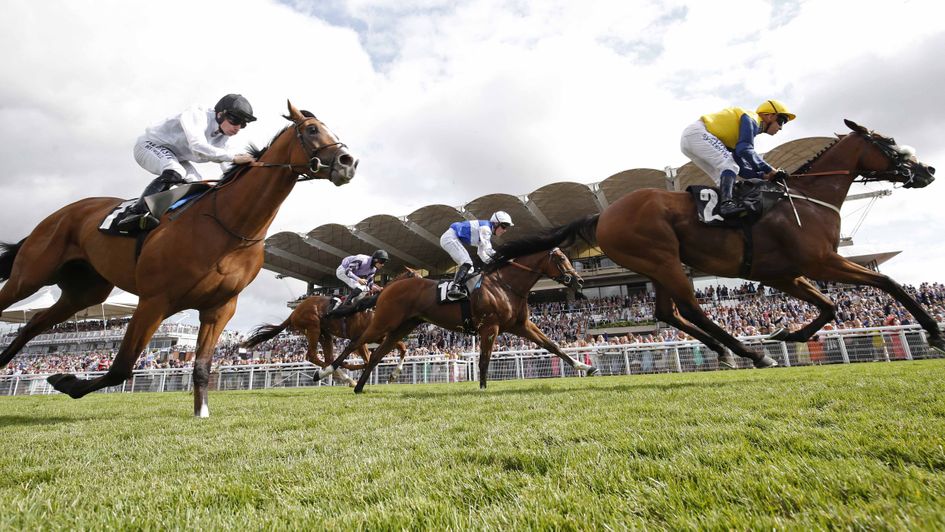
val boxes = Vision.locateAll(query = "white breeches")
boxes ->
[440,230,472,266]
[134,140,201,181]
[335,265,363,290]
[679,120,739,184]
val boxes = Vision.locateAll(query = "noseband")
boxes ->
[498,249,581,295]
[248,119,349,182]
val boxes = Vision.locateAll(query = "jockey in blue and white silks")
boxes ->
[440,211,513,300]
[680,99,795,218]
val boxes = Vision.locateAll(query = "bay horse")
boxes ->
[242,288,414,385]
[0,101,357,416]
[487,119,939,368]
[316,247,595,393]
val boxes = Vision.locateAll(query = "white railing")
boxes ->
[1,325,941,396]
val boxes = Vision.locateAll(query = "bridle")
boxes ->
[202,117,351,243]
[247,118,350,182]
[776,130,924,223]
[493,248,582,298]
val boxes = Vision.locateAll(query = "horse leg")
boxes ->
[353,320,421,393]
[387,341,409,384]
[475,324,500,389]
[763,277,836,342]
[644,263,776,368]
[303,324,324,365]
[651,282,734,367]
[47,299,167,398]
[1,267,113,367]
[510,321,600,377]
[191,299,238,418]
[809,255,945,353]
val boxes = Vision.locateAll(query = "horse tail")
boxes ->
[0,239,25,281]
[243,319,289,348]
[492,214,599,263]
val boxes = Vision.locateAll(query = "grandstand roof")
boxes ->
[264,137,836,287]
[1,287,138,323]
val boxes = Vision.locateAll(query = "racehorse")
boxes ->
[316,247,595,393]
[0,101,357,416]
[482,119,939,368]
[242,280,417,386]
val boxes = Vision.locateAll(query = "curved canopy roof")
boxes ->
[265,137,837,287]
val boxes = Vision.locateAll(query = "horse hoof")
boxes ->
[47,373,81,398]
[753,355,778,368]
[585,366,600,377]
[929,337,945,355]
[767,328,789,341]
[718,353,737,369]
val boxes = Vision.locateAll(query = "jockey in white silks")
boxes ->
[117,93,258,232]
[439,211,513,300]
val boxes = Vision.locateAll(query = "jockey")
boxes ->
[328,250,389,313]
[440,211,513,300]
[680,99,795,218]
[116,94,259,232]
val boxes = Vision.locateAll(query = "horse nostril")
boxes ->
[339,154,355,167]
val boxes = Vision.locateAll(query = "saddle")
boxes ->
[686,179,785,227]
[98,183,214,237]
[435,272,483,334]
[436,272,483,304]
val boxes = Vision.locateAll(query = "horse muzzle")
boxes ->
[904,163,935,188]
[328,153,358,187]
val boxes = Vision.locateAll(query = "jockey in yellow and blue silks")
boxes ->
[680,99,795,218]
[440,211,513,300]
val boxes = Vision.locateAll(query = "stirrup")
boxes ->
[446,285,466,301]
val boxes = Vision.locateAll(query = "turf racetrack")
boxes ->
[1,359,944,529]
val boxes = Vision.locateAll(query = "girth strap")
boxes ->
[740,224,753,278]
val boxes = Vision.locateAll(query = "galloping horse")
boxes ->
[486,120,939,368]
[0,101,357,416]
[242,291,411,385]
[316,247,595,393]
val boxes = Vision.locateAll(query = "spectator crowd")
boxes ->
[4,282,944,376]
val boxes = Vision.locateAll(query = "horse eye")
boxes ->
[307,126,319,135]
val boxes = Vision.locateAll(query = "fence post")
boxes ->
[835,335,850,364]
[248,367,254,390]
[623,347,631,375]
[517,356,524,379]
[160,372,167,393]
[673,347,682,373]
[899,330,913,360]
[779,342,791,367]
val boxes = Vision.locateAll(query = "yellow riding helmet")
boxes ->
[756,99,796,121]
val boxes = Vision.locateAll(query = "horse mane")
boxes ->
[485,215,598,273]
[391,266,421,281]
[793,136,842,175]
[217,125,292,184]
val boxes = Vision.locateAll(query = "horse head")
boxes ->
[284,100,358,186]
[844,119,935,188]
[544,248,584,291]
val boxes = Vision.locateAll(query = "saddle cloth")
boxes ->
[98,183,214,236]
[686,179,784,227]
[435,272,483,304]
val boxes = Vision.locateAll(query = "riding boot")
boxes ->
[329,288,362,316]
[717,171,745,218]
[447,263,472,300]
[116,169,183,232]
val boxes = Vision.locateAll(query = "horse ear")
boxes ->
[844,119,867,134]
[284,100,304,123]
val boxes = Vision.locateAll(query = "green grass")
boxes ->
[1,360,944,530]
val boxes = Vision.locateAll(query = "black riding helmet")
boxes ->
[214,94,257,125]
[372,250,389,263]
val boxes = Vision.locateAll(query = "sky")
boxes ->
[2,0,944,334]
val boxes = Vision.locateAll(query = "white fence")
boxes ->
[1,325,941,397]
